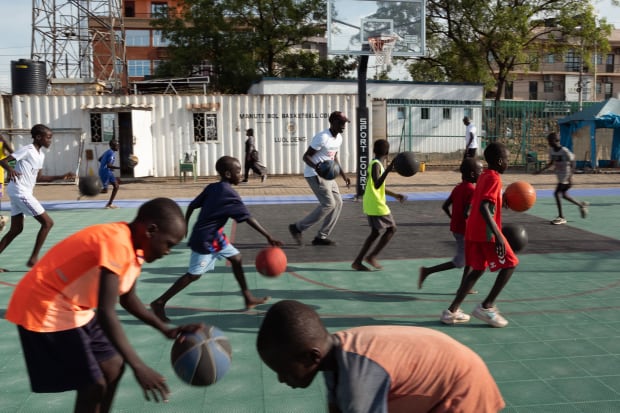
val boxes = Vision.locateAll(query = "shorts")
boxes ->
[188,243,240,275]
[555,182,572,193]
[17,316,118,393]
[466,239,519,272]
[367,214,396,230]
[451,232,466,268]
[10,193,45,217]
[99,170,116,188]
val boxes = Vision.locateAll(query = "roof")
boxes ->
[558,98,620,123]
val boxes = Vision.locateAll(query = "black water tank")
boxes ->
[11,59,47,95]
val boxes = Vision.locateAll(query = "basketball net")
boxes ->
[368,34,398,69]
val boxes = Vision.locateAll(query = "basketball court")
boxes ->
[1,183,620,412]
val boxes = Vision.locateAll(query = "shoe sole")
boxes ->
[441,317,470,325]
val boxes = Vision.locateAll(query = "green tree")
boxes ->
[410,0,613,101]
[152,0,349,92]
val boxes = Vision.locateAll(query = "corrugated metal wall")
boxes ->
[0,94,359,177]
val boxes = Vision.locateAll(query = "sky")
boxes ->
[0,0,619,93]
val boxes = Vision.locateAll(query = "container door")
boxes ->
[131,110,154,177]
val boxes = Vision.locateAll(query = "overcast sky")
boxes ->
[0,0,618,93]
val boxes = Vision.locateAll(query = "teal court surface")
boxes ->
[1,187,620,412]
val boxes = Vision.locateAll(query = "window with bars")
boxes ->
[90,113,116,143]
[421,108,429,120]
[193,113,218,142]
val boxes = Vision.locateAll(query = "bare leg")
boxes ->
[448,269,485,313]
[481,267,515,309]
[0,214,24,271]
[418,261,455,289]
[352,228,379,271]
[365,227,395,270]
[150,273,201,322]
[105,181,120,208]
[26,212,54,267]
[228,254,270,309]
[554,188,564,218]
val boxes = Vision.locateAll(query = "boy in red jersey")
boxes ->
[418,157,482,292]
[257,299,505,413]
[441,142,518,327]
[6,198,204,412]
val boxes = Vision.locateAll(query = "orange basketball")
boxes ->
[255,247,287,277]
[504,181,536,212]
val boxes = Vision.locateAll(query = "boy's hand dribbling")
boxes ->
[267,236,283,247]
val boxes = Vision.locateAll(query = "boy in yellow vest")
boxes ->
[351,139,406,271]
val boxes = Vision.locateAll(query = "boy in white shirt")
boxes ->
[0,124,75,271]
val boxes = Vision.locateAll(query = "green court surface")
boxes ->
[1,192,620,412]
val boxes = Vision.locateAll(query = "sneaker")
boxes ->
[551,217,567,225]
[472,304,508,328]
[440,308,471,325]
[241,179,249,183]
[261,174,267,183]
[580,202,589,219]
[312,237,337,246]
[289,223,302,246]
[105,204,119,209]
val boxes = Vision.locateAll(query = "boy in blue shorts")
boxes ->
[441,142,518,328]
[98,139,120,209]
[151,155,282,321]
[418,157,482,292]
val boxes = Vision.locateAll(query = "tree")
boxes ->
[409,0,613,101]
[152,0,341,93]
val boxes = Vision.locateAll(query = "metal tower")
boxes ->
[31,0,127,93]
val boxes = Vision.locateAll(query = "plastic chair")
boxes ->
[179,151,197,182]
[525,151,546,173]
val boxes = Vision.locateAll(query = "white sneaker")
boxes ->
[551,217,567,225]
[441,308,470,325]
[472,304,508,328]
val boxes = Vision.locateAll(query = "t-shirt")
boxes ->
[5,222,143,332]
[465,123,478,150]
[549,146,574,185]
[98,148,116,174]
[449,181,475,235]
[6,144,44,196]
[466,169,502,243]
[363,158,390,216]
[303,128,343,178]
[188,181,251,254]
[324,326,505,413]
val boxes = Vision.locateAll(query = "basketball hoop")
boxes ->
[368,34,398,68]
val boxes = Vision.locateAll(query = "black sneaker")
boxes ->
[312,237,337,246]
[289,224,302,245]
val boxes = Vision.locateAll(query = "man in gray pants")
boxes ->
[289,111,351,246]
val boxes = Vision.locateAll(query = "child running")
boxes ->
[536,132,589,225]
[418,157,482,291]
[257,299,505,413]
[351,139,405,271]
[441,142,518,328]
[99,139,121,209]
[5,197,204,412]
[0,124,75,271]
[151,155,281,321]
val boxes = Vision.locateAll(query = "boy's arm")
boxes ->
[441,196,453,218]
[385,189,406,203]
[36,170,75,182]
[245,216,283,246]
[0,155,19,180]
[0,135,14,155]
[334,153,350,188]
[480,200,506,257]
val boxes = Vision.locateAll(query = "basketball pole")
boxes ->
[356,53,370,199]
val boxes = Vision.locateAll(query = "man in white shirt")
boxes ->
[289,111,351,246]
[463,117,478,158]
[0,124,74,271]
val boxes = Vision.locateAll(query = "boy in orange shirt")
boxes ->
[441,142,519,327]
[6,198,204,412]
[257,300,505,413]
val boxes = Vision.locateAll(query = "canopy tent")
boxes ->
[558,98,620,169]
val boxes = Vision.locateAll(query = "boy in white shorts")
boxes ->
[0,124,74,271]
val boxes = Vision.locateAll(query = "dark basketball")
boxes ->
[316,159,341,180]
[502,224,528,253]
[393,152,419,177]
[78,176,102,197]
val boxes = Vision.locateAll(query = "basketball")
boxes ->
[127,154,139,168]
[393,151,420,177]
[170,326,232,386]
[504,181,536,212]
[502,224,528,253]
[255,246,288,277]
[78,176,102,197]
[316,159,341,180]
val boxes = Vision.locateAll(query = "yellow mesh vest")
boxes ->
[363,158,390,216]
